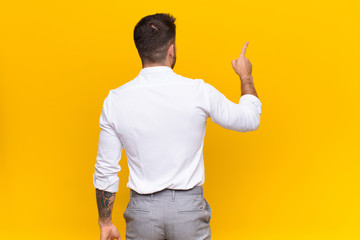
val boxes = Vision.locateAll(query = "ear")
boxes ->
[168,44,174,57]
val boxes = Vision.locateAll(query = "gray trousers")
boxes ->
[123,186,212,240]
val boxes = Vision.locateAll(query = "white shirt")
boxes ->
[93,66,262,194]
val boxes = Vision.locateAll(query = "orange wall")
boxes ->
[0,0,359,239]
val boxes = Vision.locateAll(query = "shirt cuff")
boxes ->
[93,173,119,193]
[239,94,262,115]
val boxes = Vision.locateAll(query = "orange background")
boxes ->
[0,0,359,239]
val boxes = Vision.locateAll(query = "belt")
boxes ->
[130,185,203,198]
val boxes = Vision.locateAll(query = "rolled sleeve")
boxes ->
[205,82,262,132]
[93,93,123,193]
[239,94,262,115]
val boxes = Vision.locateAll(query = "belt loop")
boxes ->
[151,193,154,201]
[171,190,175,202]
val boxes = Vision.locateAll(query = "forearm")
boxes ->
[96,188,116,226]
[240,75,259,99]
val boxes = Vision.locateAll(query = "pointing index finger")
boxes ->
[240,41,249,57]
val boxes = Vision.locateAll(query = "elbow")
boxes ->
[242,120,260,132]
[238,112,261,132]
[252,117,261,131]
[249,114,261,131]
[215,106,261,132]
[247,107,261,131]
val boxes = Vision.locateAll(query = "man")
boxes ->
[93,13,262,240]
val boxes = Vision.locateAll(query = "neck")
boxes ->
[143,63,170,68]
[143,63,171,68]
[142,57,172,69]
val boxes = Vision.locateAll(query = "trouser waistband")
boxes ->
[130,185,203,198]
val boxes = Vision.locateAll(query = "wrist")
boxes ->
[99,218,112,227]
[240,75,253,83]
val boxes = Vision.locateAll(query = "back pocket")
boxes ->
[177,195,206,213]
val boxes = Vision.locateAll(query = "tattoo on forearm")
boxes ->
[96,189,116,220]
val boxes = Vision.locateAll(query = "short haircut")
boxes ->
[134,13,176,64]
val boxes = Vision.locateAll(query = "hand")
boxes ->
[231,41,253,81]
[99,222,121,240]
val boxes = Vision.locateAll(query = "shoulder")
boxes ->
[171,72,207,86]
[111,77,140,94]
[175,74,215,91]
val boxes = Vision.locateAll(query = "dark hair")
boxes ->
[134,13,176,64]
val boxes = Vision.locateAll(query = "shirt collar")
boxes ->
[139,66,174,76]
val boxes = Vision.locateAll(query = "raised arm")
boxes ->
[205,41,262,132]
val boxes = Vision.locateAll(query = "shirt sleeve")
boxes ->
[204,82,262,132]
[93,93,123,193]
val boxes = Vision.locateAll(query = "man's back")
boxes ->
[107,66,209,194]
[94,66,262,194]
